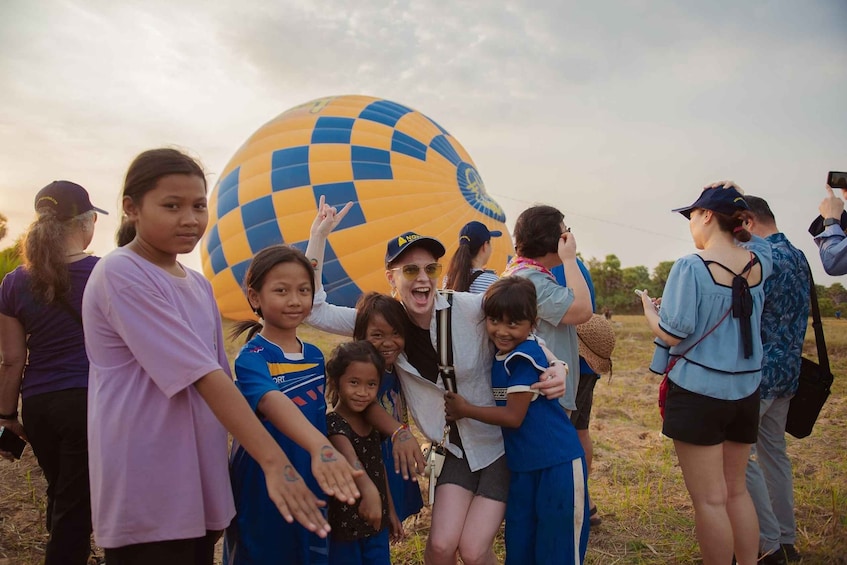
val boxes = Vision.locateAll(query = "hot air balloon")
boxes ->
[202,94,511,320]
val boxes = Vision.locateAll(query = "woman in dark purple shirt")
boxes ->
[0,180,107,565]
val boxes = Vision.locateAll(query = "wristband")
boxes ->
[823,217,840,227]
[0,410,18,420]
[548,360,566,368]
[390,424,408,443]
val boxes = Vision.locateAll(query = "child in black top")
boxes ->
[326,341,402,565]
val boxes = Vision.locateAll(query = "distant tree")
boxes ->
[0,213,7,243]
[826,283,847,306]
[0,237,22,281]
[650,261,675,296]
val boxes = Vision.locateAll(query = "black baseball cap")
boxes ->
[671,185,749,219]
[385,231,446,266]
[34,181,109,220]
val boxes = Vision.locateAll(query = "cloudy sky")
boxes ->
[1,0,846,285]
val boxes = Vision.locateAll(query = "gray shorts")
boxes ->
[436,452,510,503]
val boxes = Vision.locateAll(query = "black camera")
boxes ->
[0,426,26,460]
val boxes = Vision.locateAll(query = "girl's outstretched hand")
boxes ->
[388,508,405,542]
[356,475,383,531]
[310,195,354,238]
[311,444,363,505]
[391,427,425,481]
[264,461,331,537]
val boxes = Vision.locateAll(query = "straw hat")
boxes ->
[576,314,616,374]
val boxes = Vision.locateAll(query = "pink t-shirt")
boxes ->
[82,247,234,548]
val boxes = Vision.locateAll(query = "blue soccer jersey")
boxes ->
[492,337,583,472]
[224,334,329,565]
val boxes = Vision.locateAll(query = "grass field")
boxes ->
[1,316,845,564]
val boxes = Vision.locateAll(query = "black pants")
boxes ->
[104,530,221,565]
[21,387,92,565]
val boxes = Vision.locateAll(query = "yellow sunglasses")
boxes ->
[392,262,443,281]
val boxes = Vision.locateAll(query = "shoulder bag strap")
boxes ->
[436,290,457,393]
[666,304,732,373]
[806,265,833,384]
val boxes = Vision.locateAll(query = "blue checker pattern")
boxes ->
[311,117,355,144]
[358,100,413,128]
[429,135,462,165]
[217,167,241,218]
[312,183,366,230]
[352,145,392,180]
[206,225,228,275]
[391,130,428,161]
[271,146,311,191]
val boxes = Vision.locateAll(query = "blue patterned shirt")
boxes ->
[759,233,811,398]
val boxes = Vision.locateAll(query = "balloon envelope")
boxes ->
[201,94,511,320]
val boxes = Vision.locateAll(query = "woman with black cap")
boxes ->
[443,221,502,293]
[639,182,774,565]
[0,181,107,564]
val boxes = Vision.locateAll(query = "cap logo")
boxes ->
[36,196,58,207]
[734,197,745,204]
[400,233,424,246]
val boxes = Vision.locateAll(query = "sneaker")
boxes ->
[781,544,802,562]
[760,547,788,565]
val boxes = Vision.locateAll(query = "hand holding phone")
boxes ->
[634,289,645,297]
[0,426,26,460]
[828,171,847,190]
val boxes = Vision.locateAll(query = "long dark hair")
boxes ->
[117,148,206,247]
[230,245,316,342]
[325,340,385,408]
[444,244,476,292]
[22,210,94,303]
[353,292,408,342]
[483,276,538,325]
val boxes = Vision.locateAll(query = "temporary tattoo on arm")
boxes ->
[396,430,413,443]
[320,445,337,462]
[283,465,300,482]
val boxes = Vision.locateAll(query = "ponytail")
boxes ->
[715,210,752,243]
[444,244,474,292]
[22,210,93,303]
[229,319,263,342]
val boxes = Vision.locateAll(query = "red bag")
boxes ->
[658,374,670,419]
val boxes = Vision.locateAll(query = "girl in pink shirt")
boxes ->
[82,148,359,565]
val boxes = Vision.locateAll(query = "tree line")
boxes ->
[585,253,847,318]
[0,219,844,318]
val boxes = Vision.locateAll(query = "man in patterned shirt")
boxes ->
[743,195,811,564]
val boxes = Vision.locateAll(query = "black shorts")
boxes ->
[569,372,599,430]
[437,452,510,503]
[662,380,760,445]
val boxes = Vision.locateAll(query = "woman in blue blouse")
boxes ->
[639,183,772,565]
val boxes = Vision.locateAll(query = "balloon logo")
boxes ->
[202,94,512,320]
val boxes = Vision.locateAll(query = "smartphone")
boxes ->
[828,171,847,190]
[0,426,26,459]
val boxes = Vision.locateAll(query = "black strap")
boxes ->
[666,304,733,374]
[468,269,486,287]
[806,267,833,385]
[436,290,457,393]
[704,253,756,358]
[58,297,83,326]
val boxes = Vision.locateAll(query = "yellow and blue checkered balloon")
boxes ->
[201,95,511,320]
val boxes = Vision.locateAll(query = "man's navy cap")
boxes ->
[34,180,109,220]
[385,231,446,265]
[459,221,502,252]
[671,186,749,219]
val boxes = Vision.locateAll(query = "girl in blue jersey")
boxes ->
[224,244,362,565]
[352,292,423,525]
[325,340,402,565]
[445,277,589,565]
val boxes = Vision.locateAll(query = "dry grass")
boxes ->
[2,316,845,564]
